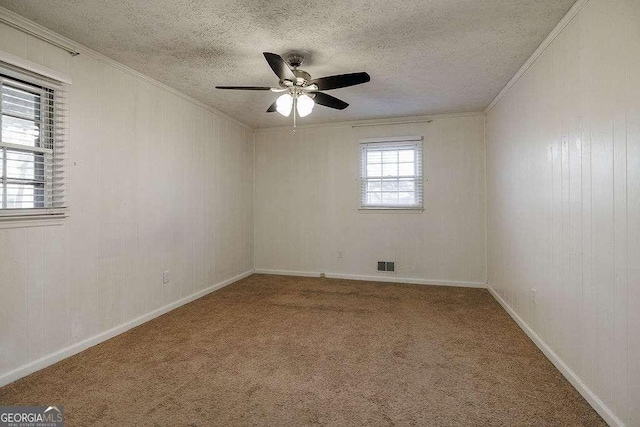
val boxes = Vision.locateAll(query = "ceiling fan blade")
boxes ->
[266,100,278,113]
[215,86,273,90]
[313,92,349,110]
[310,72,370,91]
[263,52,297,81]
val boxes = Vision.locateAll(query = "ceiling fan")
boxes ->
[216,52,370,123]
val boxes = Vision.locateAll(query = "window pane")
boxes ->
[2,85,41,120]
[367,192,382,204]
[399,162,415,176]
[2,115,40,147]
[6,183,44,209]
[382,163,398,177]
[6,150,42,181]
[367,150,381,163]
[382,192,399,204]
[398,179,415,192]
[381,180,398,191]
[382,150,398,163]
[367,180,381,192]
[399,192,415,204]
[367,163,382,177]
[398,149,414,162]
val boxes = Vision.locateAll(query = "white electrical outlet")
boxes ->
[162,270,170,284]
[531,288,537,305]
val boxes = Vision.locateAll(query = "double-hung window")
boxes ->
[360,136,423,210]
[0,62,67,218]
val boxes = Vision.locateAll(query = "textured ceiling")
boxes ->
[0,0,575,128]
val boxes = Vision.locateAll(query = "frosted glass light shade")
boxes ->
[276,94,293,116]
[296,94,314,117]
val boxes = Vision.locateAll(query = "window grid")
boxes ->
[360,139,423,209]
[0,75,55,210]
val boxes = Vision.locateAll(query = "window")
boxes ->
[0,64,66,218]
[360,136,423,209]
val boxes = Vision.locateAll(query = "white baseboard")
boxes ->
[253,269,322,278]
[0,269,254,388]
[254,269,486,288]
[487,286,623,427]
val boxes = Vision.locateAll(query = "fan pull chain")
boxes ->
[293,97,297,133]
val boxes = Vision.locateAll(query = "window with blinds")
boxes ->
[0,64,67,218]
[360,136,423,209]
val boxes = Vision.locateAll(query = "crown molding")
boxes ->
[484,0,590,114]
[0,6,253,130]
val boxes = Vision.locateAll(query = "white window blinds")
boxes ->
[360,136,423,209]
[0,61,67,218]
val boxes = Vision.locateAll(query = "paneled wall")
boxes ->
[0,22,254,383]
[485,0,639,424]
[254,114,486,285]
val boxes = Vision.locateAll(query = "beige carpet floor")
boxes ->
[0,274,604,426]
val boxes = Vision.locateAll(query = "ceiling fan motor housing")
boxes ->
[293,69,311,86]
[285,52,305,68]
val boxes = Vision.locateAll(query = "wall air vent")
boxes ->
[378,261,395,272]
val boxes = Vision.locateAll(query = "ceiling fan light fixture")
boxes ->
[276,93,293,116]
[296,94,314,117]
[216,52,370,123]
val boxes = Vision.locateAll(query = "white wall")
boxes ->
[485,0,639,425]
[0,20,254,384]
[254,114,486,286]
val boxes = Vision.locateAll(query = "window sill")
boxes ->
[358,207,424,214]
[0,212,68,229]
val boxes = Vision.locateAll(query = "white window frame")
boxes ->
[359,136,424,211]
[0,57,68,222]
